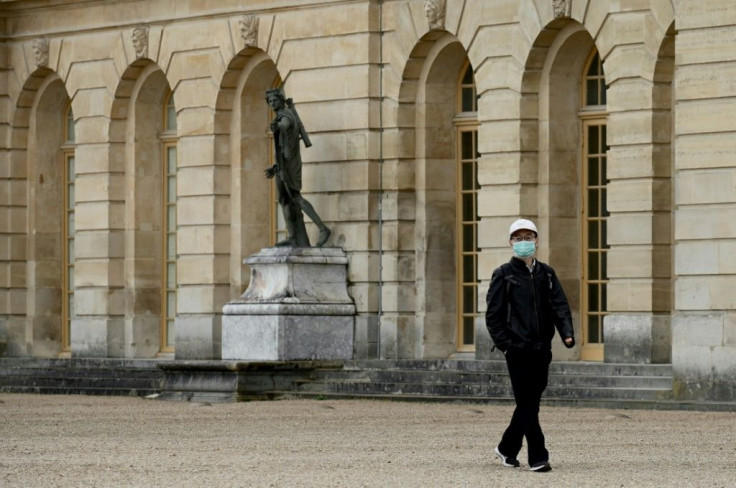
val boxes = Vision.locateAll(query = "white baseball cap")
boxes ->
[509,218,538,237]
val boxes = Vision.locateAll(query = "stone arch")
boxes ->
[390,32,473,358]
[518,19,598,359]
[638,22,676,364]
[652,23,676,317]
[109,60,174,357]
[10,69,72,356]
[215,48,280,299]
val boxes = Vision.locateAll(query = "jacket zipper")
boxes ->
[530,269,541,339]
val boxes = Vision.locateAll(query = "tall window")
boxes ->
[61,104,75,352]
[581,52,608,361]
[161,91,177,352]
[456,62,479,351]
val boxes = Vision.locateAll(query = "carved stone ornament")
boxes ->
[32,38,49,68]
[132,26,149,59]
[425,0,446,30]
[552,0,572,19]
[239,15,259,47]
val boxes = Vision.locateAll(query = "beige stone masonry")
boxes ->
[177,226,229,256]
[677,98,736,135]
[177,256,230,286]
[347,252,380,283]
[675,0,736,30]
[676,133,736,170]
[676,276,736,311]
[677,63,736,100]
[677,26,736,65]
[676,241,736,276]
[676,206,736,241]
[607,246,671,279]
[475,57,524,93]
[608,144,672,179]
[608,179,673,213]
[676,170,736,205]
[478,184,537,217]
[174,284,230,315]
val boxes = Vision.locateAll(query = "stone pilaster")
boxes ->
[72,116,126,357]
[174,129,229,359]
[671,4,736,399]
[600,7,675,363]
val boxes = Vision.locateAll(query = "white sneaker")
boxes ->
[530,461,552,472]
[494,447,520,468]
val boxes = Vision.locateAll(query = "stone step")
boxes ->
[0,358,164,397]
[0,358,166,369]
[343,359,673,377]
[0,375,162,390]
[0,367,163,380]
[0,385,159,397]
[293,379,673,401]
[268,391,736,412]
[310,369,673,389]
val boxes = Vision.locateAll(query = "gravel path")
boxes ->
[1,393,734,487]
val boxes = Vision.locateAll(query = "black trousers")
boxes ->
[497,347,552,465]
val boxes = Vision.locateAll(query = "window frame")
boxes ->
[579,50,608,362]
[160,90,177,353]
[454,61,480,352]
[61,103,75,354]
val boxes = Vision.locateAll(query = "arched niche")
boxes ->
[216,49,280,299]
[414,37,472,358]
[25,74,71,357]
[110,61,173,357]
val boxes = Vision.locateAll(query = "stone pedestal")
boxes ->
[222,247,355,360]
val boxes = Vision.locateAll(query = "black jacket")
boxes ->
[485,257,574,352]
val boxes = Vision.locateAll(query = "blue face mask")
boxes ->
[512,240,536,258]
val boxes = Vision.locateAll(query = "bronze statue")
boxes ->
[265,89,331,247]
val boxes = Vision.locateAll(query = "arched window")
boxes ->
[161,91,177,352]
[580,51,608,361]
[62,103,75,352]
[455,61,479,351]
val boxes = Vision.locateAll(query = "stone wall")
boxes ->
[0,0,734,401]
[670,0,736,400]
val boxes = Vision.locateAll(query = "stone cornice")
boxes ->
[0,0,369,41]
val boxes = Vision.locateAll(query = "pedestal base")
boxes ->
[221,247,356,361]
[222,315,353,360]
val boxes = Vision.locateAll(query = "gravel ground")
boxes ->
[0,394,734,488]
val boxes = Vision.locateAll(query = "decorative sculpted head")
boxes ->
[32,38,49,68]
[132,26,149,59]
[552,0,570,18]
[425,0,446,30]
[239,15,259,47]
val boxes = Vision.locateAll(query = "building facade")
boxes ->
[0,0,734,401]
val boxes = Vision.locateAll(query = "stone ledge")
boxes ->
[223,302,356,316]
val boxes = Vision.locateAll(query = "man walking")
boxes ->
[485,219,575,472]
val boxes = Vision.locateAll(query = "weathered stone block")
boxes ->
[222,247,355,361]
[174,316,222,360]
[177,285,230,314]
[676,169,736,205]
[672,311,725,347]
[222,314,353,361]
[604,313,671,364]
[71,317,124,358]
